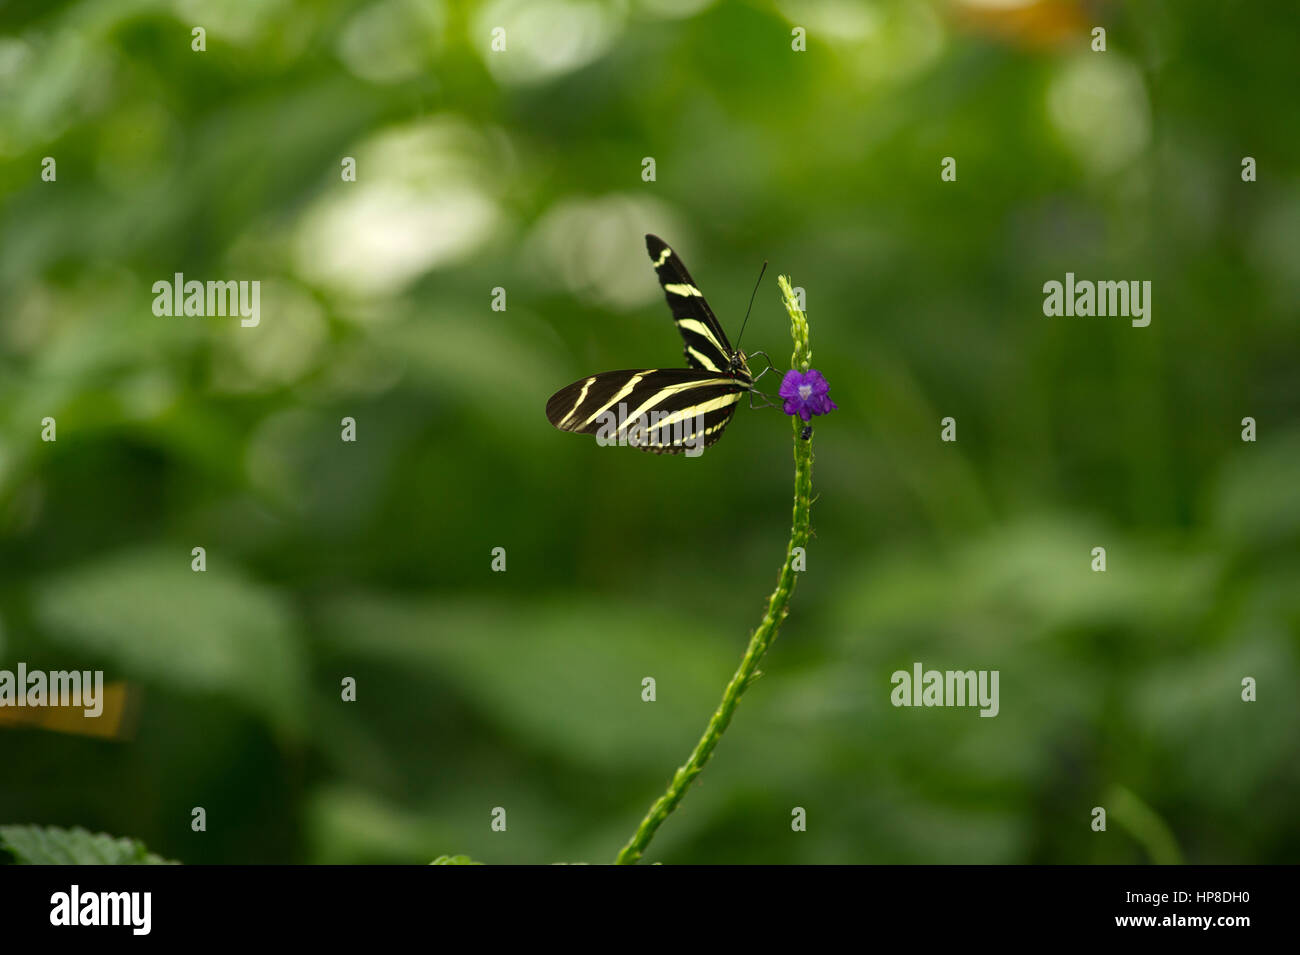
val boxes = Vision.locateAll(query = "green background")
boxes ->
[1,0,1296,864]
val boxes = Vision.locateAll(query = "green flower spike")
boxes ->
[614,274,819,865]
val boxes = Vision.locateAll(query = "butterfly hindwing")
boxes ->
[645,234,737,374]
[545,368,746,454]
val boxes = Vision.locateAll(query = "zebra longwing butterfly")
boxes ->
[545,234,754,455]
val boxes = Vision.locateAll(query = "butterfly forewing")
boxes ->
[544,235,752,454]
[645,234,743,377]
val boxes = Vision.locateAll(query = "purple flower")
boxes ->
[779,368,837,421]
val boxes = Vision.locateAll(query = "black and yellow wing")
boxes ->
[545,235,751,455]
[545,368,747,454]
[645,233,739,375]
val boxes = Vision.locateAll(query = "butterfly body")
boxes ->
[545,235,752,455]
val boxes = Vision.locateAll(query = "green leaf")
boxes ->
[31,548,308,736]
[316,593,740,771]
[1213,430,1300,547]
[430,854,483,865]
[0,825,177,865]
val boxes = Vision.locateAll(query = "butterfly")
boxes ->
[545,235,757,456]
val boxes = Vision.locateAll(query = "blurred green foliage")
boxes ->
[0,0,1296,864]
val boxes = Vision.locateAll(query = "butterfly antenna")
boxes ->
[734,258,767,354]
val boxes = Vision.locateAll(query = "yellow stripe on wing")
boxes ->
[686,347,722,372]
[618,376,732,426]
[620,390,744,437]
[664,283,703,297]
[556,376,595,428]
[580,372,649,428]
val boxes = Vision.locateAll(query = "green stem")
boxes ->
[614,276,816,865]
[1105,784,1184,866]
